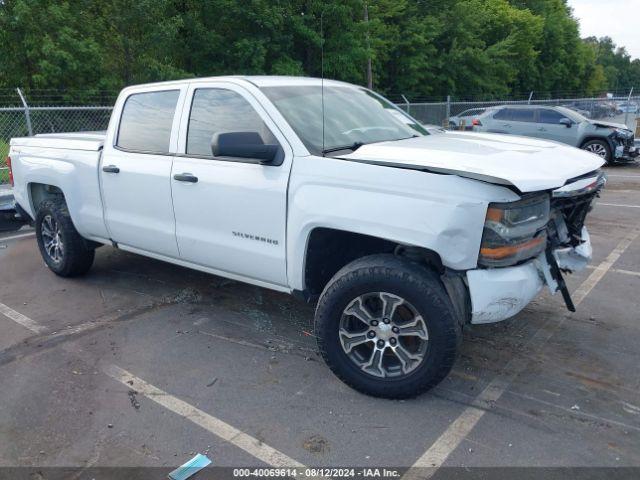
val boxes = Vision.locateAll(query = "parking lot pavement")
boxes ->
[0,164,639,473]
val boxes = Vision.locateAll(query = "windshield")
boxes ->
[261,85,426,155]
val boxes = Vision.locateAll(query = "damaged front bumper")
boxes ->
[466,228,592,324]
[466,171,604,324]
[611,134,638,162]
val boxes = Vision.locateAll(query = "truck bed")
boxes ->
[9,131,108,241]
[10,131,106,151]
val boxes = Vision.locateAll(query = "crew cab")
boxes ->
[7,76,605,398]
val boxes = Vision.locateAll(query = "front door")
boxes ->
[101,87,185,257]
[170,83,292,286]
[534,109,578,146]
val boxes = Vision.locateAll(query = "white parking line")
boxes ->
[0,301,306,468]
[587,266,640,278]
[0,302,46,334]
[597,203,640,209]
[103,364,304,468]
[573,228,640,305]
[612,268,640,278]
[403,227,640,479]
[0,231,35,242]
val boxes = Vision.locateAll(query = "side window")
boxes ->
[117,90,180,153]
[538,109,566,124]
[187,88,278,158]
[510,109,536,123]
[493,108,512,120]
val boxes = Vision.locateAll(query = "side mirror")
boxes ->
[211,131,283,165]
[559,118,572,128]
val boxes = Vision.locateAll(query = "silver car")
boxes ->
[449,107,486,130]
[474,105,637,164]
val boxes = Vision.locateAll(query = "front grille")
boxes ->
[551,191,598,246]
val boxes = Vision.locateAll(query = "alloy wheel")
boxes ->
[584,143,608,158]
[41,214,64,263]
[339,292,429,378]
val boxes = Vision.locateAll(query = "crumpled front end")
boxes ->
[608,128,638,162]
[466,171,605,324]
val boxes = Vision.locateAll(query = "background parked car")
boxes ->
[617,102,639,114]
[563,100,615,119]
[473,105,638,163]
[448,107,486,130]
[562,104,591,118]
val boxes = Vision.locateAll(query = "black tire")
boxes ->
[581,139,612,163]
[35,198,95,277]
[315,254,460,399]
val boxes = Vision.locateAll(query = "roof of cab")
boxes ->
[120,75,354,92]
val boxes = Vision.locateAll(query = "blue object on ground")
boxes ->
[168,453,212,480]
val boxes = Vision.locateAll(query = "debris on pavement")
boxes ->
[165,287,202,305]
[206,378,218,387]
[128,390,141,410]
[168,453,212,480]
[302,434,330,455]
[571,404,580,411]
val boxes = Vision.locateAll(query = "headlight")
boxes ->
[479,194,550,267]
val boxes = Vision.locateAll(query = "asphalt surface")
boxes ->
[0,163,639,476]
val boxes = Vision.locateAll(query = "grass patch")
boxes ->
[0,140,9,184]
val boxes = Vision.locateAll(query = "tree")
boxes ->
[0,0,638,100]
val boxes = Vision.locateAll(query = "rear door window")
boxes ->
[510,109,536,123]
[493,108,512,120]
[117,90,180,154]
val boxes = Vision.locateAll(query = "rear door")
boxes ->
[488,108,514,133]
[171,82,293,287]
[504,108,538,137]
[100,85,186,257]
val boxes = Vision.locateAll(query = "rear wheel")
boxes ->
[35,198,94,277]
[315,254,460,399]
[581,139,611,163]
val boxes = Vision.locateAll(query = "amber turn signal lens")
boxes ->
[479,236,546,260]
[485,207,503,223]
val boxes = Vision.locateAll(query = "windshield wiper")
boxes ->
[322,141,365,156]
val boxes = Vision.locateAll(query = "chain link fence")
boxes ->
[398,93,640,132]
[0,89,114,185]
[1,88,639,185]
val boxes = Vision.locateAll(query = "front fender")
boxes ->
[285,156,518,291]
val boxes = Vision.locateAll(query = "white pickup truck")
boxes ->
[7,76,604,398]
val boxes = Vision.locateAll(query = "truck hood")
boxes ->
[338,132,604,192]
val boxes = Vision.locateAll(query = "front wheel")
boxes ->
[315,254,460,399]
[581,139,612,163]
[35,198,95,277]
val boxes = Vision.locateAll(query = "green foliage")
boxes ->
[0,141,8,184]
[0,0,637,99]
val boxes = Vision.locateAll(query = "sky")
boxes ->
[568,0,640,59]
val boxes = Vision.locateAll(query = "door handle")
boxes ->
[502,124,511,128]
[173,173,198,183]
[102,165,120,174]
[538,127,546,132]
